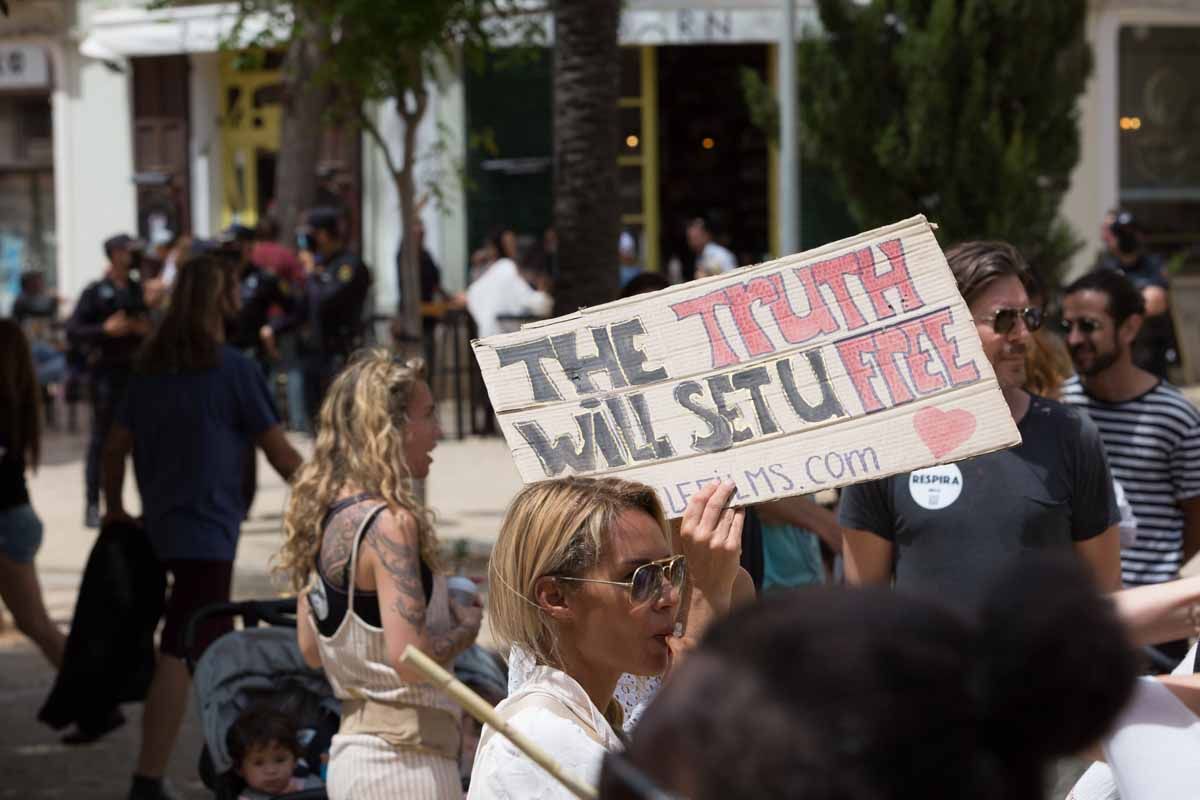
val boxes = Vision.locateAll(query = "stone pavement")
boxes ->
[0,424,522,799]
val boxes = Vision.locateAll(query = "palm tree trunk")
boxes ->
[552,0,622,315]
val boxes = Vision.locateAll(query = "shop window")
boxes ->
[1118,26,1200,249]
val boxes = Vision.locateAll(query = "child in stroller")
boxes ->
[227,707,323,799]
[186,598,334,800]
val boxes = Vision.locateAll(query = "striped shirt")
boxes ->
[1062,376,1200,585]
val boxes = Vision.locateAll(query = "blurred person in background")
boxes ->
[263,207,370,429]
[102,254,301,800]
[0,320,67,669]
[687,217,736,278]
[67,233,152,529]
[1096,210,1175,378]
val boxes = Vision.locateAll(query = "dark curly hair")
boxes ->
[602,555,1138,800]
[227,706,302,767]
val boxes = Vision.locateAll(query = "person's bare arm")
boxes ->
[668,482,745,670]
[1112,574,1200,646]
[757,495,842,552]
[367,509,480,682]
[101,424,135,523]
[1143,285,1169,316]
[842,527,894,586]
[256,424,303,482]
[1074,525,1123,593]
[296,592,323,670]
[1181,497,1200,565]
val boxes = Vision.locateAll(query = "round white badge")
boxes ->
[308,581,330,622]
[908,464,963,510]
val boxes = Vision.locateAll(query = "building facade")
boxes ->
[2,0,1197,312]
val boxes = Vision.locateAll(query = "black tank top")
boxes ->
[313,493,433,637]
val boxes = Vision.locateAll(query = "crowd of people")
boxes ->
[1,207,1199,800]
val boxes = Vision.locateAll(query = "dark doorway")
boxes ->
[657,45,769,281]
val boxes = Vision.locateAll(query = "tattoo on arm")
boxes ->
[366,517,477,661]
[367,526,428,628]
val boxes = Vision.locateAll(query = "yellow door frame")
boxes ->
[218,52,283,228]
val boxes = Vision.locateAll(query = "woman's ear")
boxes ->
[534,575,574,622]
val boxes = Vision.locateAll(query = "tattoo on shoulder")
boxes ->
[319,502,374,589]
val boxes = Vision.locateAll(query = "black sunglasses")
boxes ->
[1058,317,1103,335]
[974,306,1042,334]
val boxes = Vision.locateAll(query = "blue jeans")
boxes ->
[31,341,66,386]
[0,504,44,563]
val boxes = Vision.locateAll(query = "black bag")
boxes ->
[38,519,166,733]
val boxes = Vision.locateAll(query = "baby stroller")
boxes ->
[185,598,335,800]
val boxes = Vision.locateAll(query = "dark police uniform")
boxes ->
[66,274,149,508]
[272,249,370,424]
[230,263,295,367]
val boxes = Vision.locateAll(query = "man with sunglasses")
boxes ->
[840,241,1122,611]
[1060,269,1200,601]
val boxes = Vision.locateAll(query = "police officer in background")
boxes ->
[223,224,295,369]
[67,233,152,528]
[262,207,369,429]
[1098,210,1177,378]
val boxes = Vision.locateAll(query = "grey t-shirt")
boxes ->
[839,395,1119,612]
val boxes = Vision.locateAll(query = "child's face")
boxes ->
[238,740,296,796]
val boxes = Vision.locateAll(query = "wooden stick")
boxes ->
[401,645,599,800]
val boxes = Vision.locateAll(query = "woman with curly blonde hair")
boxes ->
[283,350,480,800]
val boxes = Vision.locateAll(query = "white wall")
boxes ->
[55,46,137,301]
[362,58,469,316]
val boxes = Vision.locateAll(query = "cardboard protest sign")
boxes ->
[472,215,1021,517]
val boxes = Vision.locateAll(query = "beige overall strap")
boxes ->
[346,503,389,616]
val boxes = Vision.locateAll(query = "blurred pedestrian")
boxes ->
[1097,210,1176,378]
[840,241,1123,609]
[280,352,480,800]
[395,218,447,368]
[249,217,307,432]
[1060,269,1200,595]
[264,207,370,430]
[12,270,67,388]
[66,233,152,528]
[687,217,736,278]
[250,215,305,287]
[101,254,302,800]
[465,228,551,339]
[0,320,66,668]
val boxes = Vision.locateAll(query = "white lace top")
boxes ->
[506,645,661,734]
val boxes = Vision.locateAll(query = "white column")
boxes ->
[777,0,799,255]
[188,51,221,238]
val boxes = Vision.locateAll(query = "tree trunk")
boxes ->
[273,9,328,243]
[393,82,428,362]
[551,0,622,315]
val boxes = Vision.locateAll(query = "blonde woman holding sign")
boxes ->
[472,477,744,799]
[280,352,482,800]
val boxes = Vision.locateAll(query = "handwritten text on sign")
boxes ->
[473,216,1021,516]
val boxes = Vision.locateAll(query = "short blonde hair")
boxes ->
[488,477,670,668]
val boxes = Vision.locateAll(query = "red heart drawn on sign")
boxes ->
[913,407,977,459]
